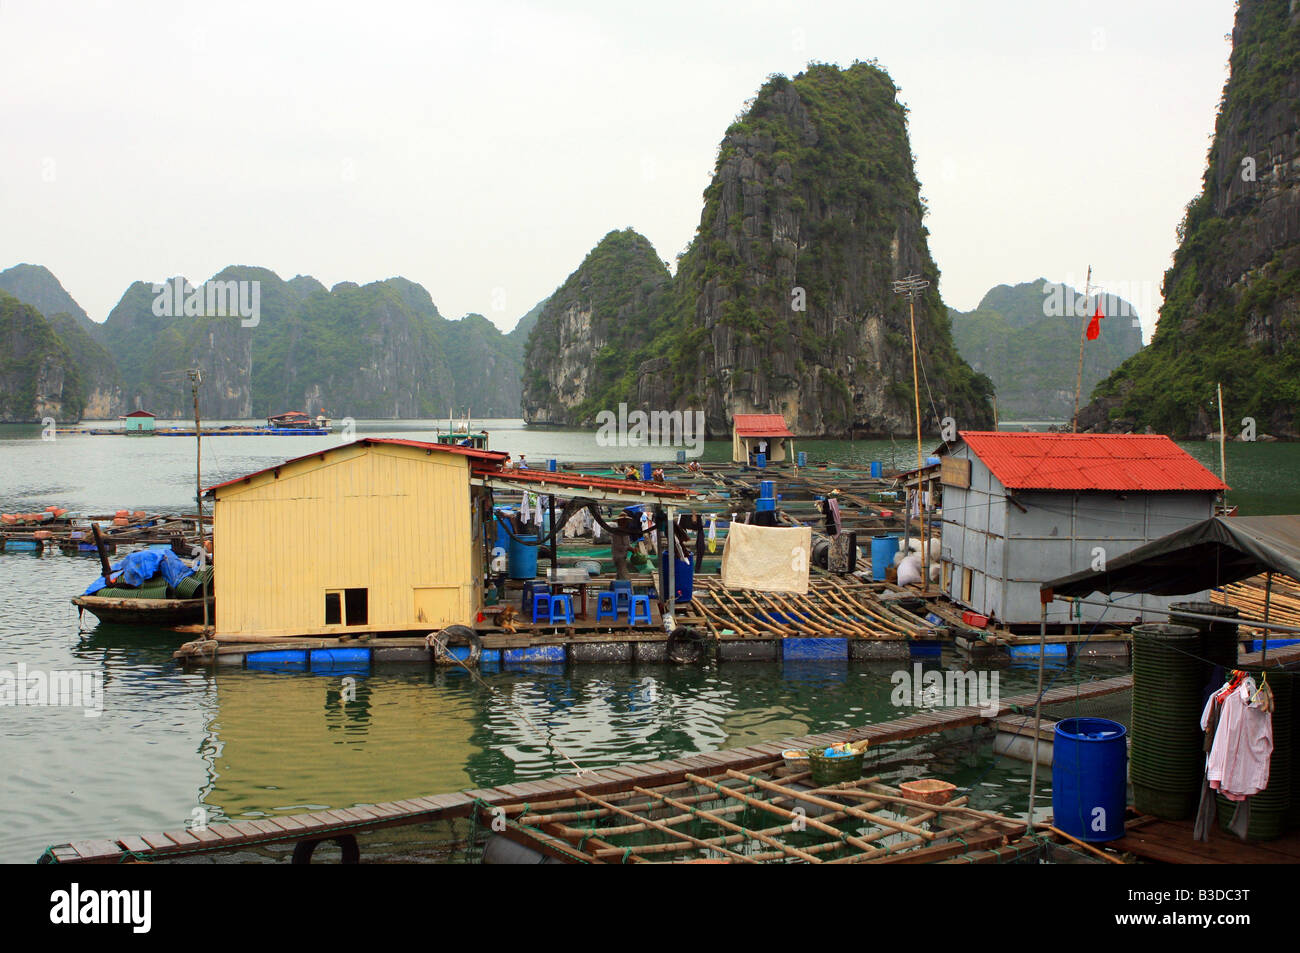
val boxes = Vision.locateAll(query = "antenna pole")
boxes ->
[893,274,931,592]
[1072,266,1091,433]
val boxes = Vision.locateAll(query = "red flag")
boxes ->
[1085,300,1104,340]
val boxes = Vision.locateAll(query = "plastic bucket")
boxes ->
[1052,716,1127,842]
[508,534,539,579]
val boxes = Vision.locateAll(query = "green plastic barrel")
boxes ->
[1170,601,1240,681]
[1130,623,1204,820]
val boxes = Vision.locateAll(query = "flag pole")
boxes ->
[1071,265,1091,433]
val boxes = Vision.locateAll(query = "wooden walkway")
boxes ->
[42,674,1131,864]
[1108,812,1300,864]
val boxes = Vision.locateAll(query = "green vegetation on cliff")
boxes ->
[0,291,84,421]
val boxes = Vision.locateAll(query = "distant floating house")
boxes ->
[204,438,691,640]
[732,414,795,465]
[120,409,157,435]
[936,432,1227,625]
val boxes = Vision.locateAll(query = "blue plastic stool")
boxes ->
[595,591,619,622]
[521,580,545,611]
[531,592,552,623]
[628,594,652,625]
[611,580,633,613]
[549,594,574,625]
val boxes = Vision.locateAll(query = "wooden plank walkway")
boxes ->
[42,674,1131,864]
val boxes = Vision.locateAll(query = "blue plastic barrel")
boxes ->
[676,450,686,463]
[547,458,557,472]
[755,497,775,512]
[642,462,653,481]
[871,535,895,581]
[798,451,807,467]
[661,554,694,603]
[870,461,882,478]
[508,534,539,579]
[1052,717,1127,842]
[760,480,775,499]
[926,456,940,466]
[755,452,766,468]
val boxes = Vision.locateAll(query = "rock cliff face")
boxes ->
[522,63,993,435]
[1080,0,1300,437]
[952,281,1144,421]
[521,230,670,424]
[0,264,122,418]
[0,291,84,422]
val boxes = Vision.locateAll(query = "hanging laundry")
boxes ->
[707,514,717,554]
[520,492,532,524]
[1202,673,1273,800]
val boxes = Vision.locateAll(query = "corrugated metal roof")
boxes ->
[957,431,1228,492]
[733,414,794,437]
[205,438,508,494]
[471,464,693,498]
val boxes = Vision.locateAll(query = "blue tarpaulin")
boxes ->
[83,549,195,595]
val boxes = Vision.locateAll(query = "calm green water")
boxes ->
[0,419,1289,862]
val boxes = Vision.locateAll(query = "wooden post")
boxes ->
[91,523,113,580]
[1263,571,1273,667]
[1217,382,1227,511]
[1028,590,1051,824]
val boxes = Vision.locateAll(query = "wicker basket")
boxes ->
[900,779,956,805]
[807,748,864,787]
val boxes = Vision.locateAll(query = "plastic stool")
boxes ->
[531,592,552,623]
[611,579,633,612]
[628,594,652,625]
[549,594,574,625]
[595,591,619,622]
[521,580,544,611]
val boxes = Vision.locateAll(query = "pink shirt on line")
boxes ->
[1200,677,1273,801]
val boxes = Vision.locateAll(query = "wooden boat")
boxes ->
[268,411,331,430]
[71,594,211,626]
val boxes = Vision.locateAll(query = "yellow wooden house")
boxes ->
[206,437,695,641]
[207,438,505,640]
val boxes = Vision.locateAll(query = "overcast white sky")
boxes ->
[0,0,1236,341]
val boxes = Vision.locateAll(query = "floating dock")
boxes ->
[40,674,1131,864]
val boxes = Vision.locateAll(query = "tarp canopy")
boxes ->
[1042,515,1300,598]
[84,549,196,595]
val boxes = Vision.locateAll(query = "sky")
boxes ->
[0,0,1238,341]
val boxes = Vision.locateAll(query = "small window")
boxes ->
[345,588,368,626]
[325,591,342,625]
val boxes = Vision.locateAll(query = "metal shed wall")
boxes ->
[941,443,1215,624]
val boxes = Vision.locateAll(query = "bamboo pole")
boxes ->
[576,791,756,863]
[631,785,825,863]
[716,770,937,841]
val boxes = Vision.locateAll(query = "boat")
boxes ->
[72,593,210,626]
[72,554,214,628]
[267,411,329,430]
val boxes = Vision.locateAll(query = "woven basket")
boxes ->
[807,748,864,787]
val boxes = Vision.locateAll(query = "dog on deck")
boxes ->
[497,604,519,633]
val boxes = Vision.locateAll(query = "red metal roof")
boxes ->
[733,414,794,437]
[205,438,509,494]
[120,410,156,418]
[956,431,1228,492]
[471,464,693,498]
